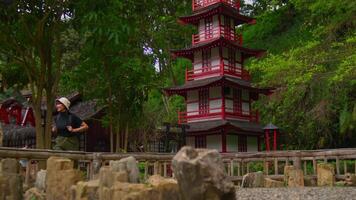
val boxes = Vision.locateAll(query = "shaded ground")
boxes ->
[236,187,356,200]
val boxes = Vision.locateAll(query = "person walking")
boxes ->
[52,97,88,151]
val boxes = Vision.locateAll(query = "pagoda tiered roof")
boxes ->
[164,75,272,96]
[186,119,264,135]
[179,3,255,25]
[171,37,265,60]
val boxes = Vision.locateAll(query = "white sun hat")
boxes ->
[56,97,71,110]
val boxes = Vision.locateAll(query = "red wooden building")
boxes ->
[0,93,110,152]
[165,0,273,152]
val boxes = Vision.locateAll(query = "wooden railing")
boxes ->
[178,108,258,124]
[192,26,242,45]
[1,147,356,184]
[185,63,251,81]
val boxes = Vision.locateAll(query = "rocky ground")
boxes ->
[235,187,356,200]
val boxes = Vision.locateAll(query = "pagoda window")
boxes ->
[238,135,247,152]
[199,88,209,115]
[235,51,242,68]
[202,49,211,72]
[195,135,207,148]
[242,90,250,115]
[204,16,213,39]
[223,16,233,39]
[228,48,236,67]
[233,88,242,113]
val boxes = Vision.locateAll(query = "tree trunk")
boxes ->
[44,95,54,149]
[143,129,147,152]
[115,124,121,153]
[124,122,129,152]
[33,103,45,149]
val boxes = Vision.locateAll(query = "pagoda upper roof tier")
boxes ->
[164,75,272,97]
[185,119,263,135]
[171,37,265,60]
[179,3,255,26]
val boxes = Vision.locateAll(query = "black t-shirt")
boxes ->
[55,112,83,137]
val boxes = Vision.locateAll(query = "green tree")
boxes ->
[0,0,77,148]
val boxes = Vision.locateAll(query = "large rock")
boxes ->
[109,156,140,183]
[284,166,304,187]
[317,163,335,186]
[345,173,356,186]
[304,176,317,187]
[46,157,83,200]
[71,180,99,200]
[109,176,180,200]
[24,187,46,200]
[0,158,22,200]
[35,169,47,191]
[172,146,235,200]
[0,173,23,200]
[241,172,265,188]
[264,178,284,188]
[110,182,158,200]
[147,175,180,200]
[0,158,19,174]
[98,166,129,199]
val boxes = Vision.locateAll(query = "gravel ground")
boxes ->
[235,187,356,200]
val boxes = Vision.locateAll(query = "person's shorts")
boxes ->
[53,136,79,151]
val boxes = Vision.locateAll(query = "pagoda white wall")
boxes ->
[187,90,198,116]
[222,47,242,69]
[242,90,250,114]
[247,136,258,152]
[209,87,222,114]
[193,47,220,80]
[226,135,238,152]
[186,88,223,119]
[198,15,219,41]
[206,135,222,151]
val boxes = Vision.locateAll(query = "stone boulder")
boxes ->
[24,187,46,200]
[241,172,265,188]
[35,169,47,191]
[284,166,304,187]
[172,146,235,200]
[110,182,157,200]
[264,178,284,188]
[0,158,19,174]
[71,180,99,200]
[345,173,356,186]
[304,176,317,186]
[109,156,140,183]
[46,157,83,200]
[0,173,23,200]
[98,166,130,199]
[108,176,180,200]
[317,163,335,186]
[0,158,22,200]
[147,175,180,200]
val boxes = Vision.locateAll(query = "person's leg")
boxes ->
[53,136,65,150]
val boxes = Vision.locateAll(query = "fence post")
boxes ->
[336,157,340,175]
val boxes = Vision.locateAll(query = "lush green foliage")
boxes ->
[244,0,356,149]
[0,0,354,150]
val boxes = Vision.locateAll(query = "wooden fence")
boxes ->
[1,147,356,185]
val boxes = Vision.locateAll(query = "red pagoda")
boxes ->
[165,0,273,152]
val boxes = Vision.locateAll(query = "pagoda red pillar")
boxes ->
[265,130,270,151]
[273,129,277,151]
